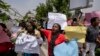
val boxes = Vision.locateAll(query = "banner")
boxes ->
[54,39,78,56]
[48,13,67,30]
[64,26,87,43]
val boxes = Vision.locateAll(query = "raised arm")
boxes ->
[40,29,50,39]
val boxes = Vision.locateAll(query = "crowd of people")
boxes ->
[0,17,100,56]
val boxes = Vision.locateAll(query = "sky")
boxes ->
[4,0,46,16]
[4,0,100,16]
[82,0,100,13]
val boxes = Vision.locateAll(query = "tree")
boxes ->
[0,0,10,11]
[46,0,53,12]
[35,0,71,20]
[0,12,9,21]
[35,3,48,20]
[52,0,69,13]
[0,0,10,21]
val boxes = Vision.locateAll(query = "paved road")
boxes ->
[40,42,48,56]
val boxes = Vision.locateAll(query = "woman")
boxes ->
[0,23,13,56]
[29,20,46,42]
[15,22,43,56]
[39,23,68,56]
[24,22,43,56]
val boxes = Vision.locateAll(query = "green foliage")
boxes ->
[46,0,53,12]
[52,0,69,13]
[35,3,48,20]
[0,13,9,21]
[35,0,71,20]
[14,19,20,23]
[0,0,10,22]
[95,48,100,56]
[0,0,10,11]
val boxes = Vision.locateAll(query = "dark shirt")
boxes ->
[86,25,99,43]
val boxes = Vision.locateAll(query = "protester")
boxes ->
[29,19,46,42]
[38,23,68,56]
[15,22,43,56]
[28,21,43,45]
[67,18,73,26]
[11,21,27,56]
[0,23,14,56]
[72,18,79,26]
[82,17,100,56]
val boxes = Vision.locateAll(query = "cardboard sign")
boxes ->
[64,26,87,43]
[48,13,67,30]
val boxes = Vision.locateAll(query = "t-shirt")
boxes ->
[86,26,99,42]
[15,33,43,54]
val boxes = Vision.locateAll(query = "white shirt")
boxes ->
[15,33,43,54]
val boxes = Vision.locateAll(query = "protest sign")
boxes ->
[48,13,67,30]
[64,26,87,43]
[54,39,78,56]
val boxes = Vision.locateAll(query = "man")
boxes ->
[82,17,100,56]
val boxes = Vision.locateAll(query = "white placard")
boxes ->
[47,13,67,30]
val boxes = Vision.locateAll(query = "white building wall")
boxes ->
[82,0,100,13]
